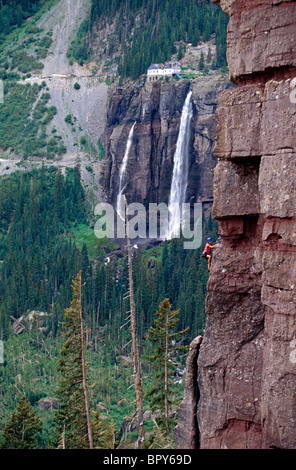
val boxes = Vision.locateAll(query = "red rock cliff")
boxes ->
[196,0,296,449]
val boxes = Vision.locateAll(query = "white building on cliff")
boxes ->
[147,61,181,82]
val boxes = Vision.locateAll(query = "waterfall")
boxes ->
[167,90,193,239]
[116,122,136,219]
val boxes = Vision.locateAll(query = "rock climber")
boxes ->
[202,237,217,271]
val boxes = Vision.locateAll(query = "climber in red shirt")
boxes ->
[202,237,217,271]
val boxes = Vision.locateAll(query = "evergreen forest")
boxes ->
[0,165,217,448]
[0,0,44,41]
[0,0,222,451]
[68,0,228,78]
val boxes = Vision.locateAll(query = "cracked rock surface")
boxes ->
[195,0,296,449]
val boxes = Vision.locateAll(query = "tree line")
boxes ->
[0,164,215,347]
[0,275,192,449]
[0,166,217,447]
[0,0,43,41]
[89,0,228,78]
[0,83,66,159]
[0,164,86,338]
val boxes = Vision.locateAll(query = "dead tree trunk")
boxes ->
[164,314,169,435]
[78,271,94,449]
[125,197,145,447]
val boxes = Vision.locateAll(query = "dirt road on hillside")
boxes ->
[0,0,109,204]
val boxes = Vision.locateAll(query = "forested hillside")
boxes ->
[0,164,86,338]
[0,0,44,40]
[0,83,67,158]
[0,166,217,447]
[69,0,228,78]
[0,0,222,450]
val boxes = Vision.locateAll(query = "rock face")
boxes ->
[102,76,231,211]
[196,0,296,449]
[218,0,296,83]
[38,397,59,411]
[174,336,203,449]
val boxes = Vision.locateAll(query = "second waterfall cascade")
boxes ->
[116,122,136,220]
[167,89,193,239]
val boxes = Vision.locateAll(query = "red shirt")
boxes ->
[204,243,212,254]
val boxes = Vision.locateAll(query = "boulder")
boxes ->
[38,397,59,411]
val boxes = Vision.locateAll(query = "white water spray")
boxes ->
[117,122,136,219]
[167,90,193,239]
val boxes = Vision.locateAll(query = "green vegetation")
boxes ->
[0,165,87,338]
[0,332,61,441]
[67,18,91,66]
[65,113,74,125]
[79,135,97,157]
[0,165,217,447]
[10,49,43,74]
[0,1,56,78]
[97,137,105,159]
[88,0,228,79]
[0,396,42,449]
[0,0,223,450]
[199,51,205,71]
[67,222,111,259]
[55,270,116,449]
[0,83,66,158]
[145,299,189,436]
[0,1,44,42]
[4,34,53,74]
[0,1,56,45]
[55,271,93,449]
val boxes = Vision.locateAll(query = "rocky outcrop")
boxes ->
[195,0,296,449]
[217,0,296,83]
[11,310,49,335]
[174,336,203,449]
[102,76,231,210]
[38,397,59,411]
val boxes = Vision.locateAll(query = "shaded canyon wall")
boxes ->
[101,76,231,212]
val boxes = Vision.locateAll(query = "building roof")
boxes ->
[147,61,181,74]
[148,63,163,70]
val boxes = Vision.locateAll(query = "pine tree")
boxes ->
[89,0,228,79]
[0,396,42,449]
[92,410,116,449]
[207,45,212,63]
[177,41,185,61]
[55,271,94,449]
[125,195,145,447]
[145,298,189,435]
[199,51,205,71]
